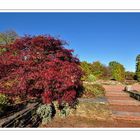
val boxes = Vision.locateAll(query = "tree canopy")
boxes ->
[0,35,83,106]
[0,30,18,45]
[109,61,125,82]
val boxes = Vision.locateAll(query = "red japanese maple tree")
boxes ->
[0,35,83,105]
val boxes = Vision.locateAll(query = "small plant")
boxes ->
[83,83,105,98]
[0,93,9,114]
[36,104,53,124]
[59,102,70,118]
[53,101,59,112]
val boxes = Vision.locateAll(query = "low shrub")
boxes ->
[0,94,9,114]
[58,102,70,118]
[36,104,53,124]
[82,84,105,98]
[37,102,73,124]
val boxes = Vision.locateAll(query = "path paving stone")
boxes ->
[107,96,131,100]
[108,99,140,106]
[112,110,140,121]
[110,105,140,112]
[106,93,129,97]
[79,97,108,104]
[104,85,140,122]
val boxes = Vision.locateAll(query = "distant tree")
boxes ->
[91,61,111,80]
[91,61,104,78]
[136,54,140,82]
[125,71,135,80]
[81,61,112,81]
[0,30,18,45]
[101,66,112,80]
[80,61,93,81]
[109,61,125,82]
[136,54,140,62]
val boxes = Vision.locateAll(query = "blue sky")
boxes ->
[0,12,140,72]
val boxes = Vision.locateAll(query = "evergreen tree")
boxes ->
[136,54,140,82]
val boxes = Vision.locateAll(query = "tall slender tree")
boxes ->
[109,61,125,82]
[136,54,140,82]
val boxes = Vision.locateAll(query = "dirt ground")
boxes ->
[40,101,140,128]
[40,116,140,128]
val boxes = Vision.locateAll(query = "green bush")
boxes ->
[59,102,70,118]
[0,94,9,114]
[83,84,105,97]
[87,74,96,82]
[36,104,53,124]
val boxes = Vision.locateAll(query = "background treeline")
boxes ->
[80,60,137,83]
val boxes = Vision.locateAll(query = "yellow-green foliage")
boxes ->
[0,94,9,105]
[0,94,9,113]
[109,61,125,82]
[80,61,111,81]
[91,61,105,79]
[83,83,105,97]
[87,74,96,82]
[80,61,93,81]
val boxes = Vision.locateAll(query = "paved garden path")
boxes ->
[104,84,140,121]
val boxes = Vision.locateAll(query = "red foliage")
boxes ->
[0,35,83,105]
